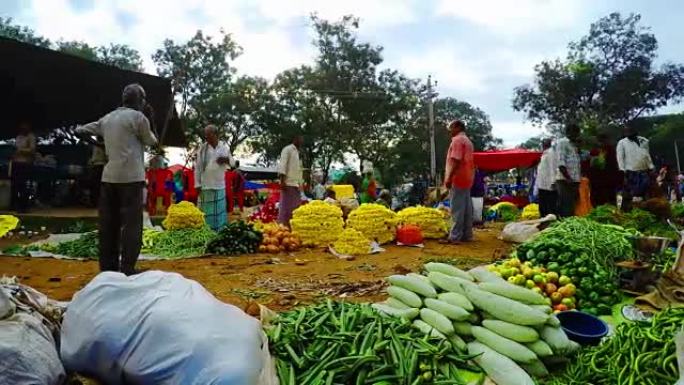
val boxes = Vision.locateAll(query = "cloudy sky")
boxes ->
[3,0,684,147]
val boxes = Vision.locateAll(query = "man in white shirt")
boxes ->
[616,126,654,210]
[277,135,304,226]
[534,138,557,217]
[555,124,582,218]
[76,84,158,275]
[194,125,235,231]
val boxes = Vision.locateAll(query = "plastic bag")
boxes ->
[61,271,276,385]
[0,312,66,385]
[396,224,424,246]
[499,214,557,243]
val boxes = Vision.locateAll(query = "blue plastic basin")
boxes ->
[555,310,608,346]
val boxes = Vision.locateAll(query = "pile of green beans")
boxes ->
[267,300,480,385]
[544,307,683,385]
[143,227,215,258]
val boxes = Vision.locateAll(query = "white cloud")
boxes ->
[400,45,489,93]
[492,120,544,147]
[436,0,583,34]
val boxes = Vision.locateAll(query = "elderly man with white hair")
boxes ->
[194,124,235,231]
[76,83,158,275]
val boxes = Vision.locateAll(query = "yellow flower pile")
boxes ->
[346,203,398,244]
[396,206,449,239]
[0,215,19,237]
[290,201,344,247]
[521,203,541,220]
[162,201,205,230]
[333,228,372,255]
[330,184,355,200]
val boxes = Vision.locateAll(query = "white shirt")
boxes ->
[535,147,557,192]
[77,107,157,183]
[555,137,581,183]
[277,144,302,187]
[194,142,235,190]
[617,137,654,172]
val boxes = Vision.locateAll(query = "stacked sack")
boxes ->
[162,201,205,230]
[396,206,449,239]
[333,228,372,255]
[346,203,398,244]
[374,262,579,385]
[290,201,344,247]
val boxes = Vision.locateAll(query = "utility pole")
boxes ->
[676,140,681,174]
[427,75,437,185]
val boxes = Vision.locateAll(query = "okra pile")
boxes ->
[267,300,480,385]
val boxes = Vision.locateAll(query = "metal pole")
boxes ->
[675,140,681,174]
[428,76,436,184]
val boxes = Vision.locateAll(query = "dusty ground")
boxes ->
[0,225,510,312]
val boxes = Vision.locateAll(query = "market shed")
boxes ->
[0,36,185,147]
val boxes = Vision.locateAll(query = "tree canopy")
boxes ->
[513,12,684,135]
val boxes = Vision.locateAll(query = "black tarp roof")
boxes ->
[0,37,186,147]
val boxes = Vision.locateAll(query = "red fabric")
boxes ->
[446,133,475,189]
[473,149,542,173]
[146,169,173,215]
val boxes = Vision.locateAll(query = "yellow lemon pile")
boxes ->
[396,206,448,239]
[162,201,205,230]
[521,203,541,220]
[290,201,344,247]
[333,228,371,255]
[346,203,398,244]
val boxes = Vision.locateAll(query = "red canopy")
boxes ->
[473,149,542,173]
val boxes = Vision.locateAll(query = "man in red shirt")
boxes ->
[442,120,475,244]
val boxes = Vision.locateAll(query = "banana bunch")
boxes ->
[333,228,371,255]
[141,228,163,253]
[162,201,205,230]
[290,201,344,247]
[521,203,541,220]
[396,206,449,239]
[346,203,398,244]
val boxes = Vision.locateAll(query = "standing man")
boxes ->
[534,138,558,217]
[11,121,36,212]
[76,84,157,275]
[617,126,654,210]
[442,120,475,244]
[555,124,582,218]
[194,125,235,231]
[277,135,303,227]
[588,133,620,207]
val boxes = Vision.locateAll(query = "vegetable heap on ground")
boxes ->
[521,204,540,220]
[267,300,480,385]
[257,222,301,254]
[346,203,398,244]
[41,231,99,259]
[290,201,344,247]
[515,217,632,315]
[205,221,262,255]
[487,202,519,222]
[487,258,577,313]
[545,307,684,385]
[397,206,448,239]
[141,227,215,258]
[161,201,205,230]
[588,204,677,239]
[248,200,278,223]
[376,262,579,384]
[333,228,372,255]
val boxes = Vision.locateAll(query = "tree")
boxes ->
[98,44,143,72]
[385,97,501,186]
[152,30,242,142]
[519,136,543,150]
[56,40,99,61]
[0,17,51,47]
[194,75,272,153]
[513,13,684,134]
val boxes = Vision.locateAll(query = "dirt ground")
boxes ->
[0,225,510,312]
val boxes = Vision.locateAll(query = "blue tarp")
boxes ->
[244,181,266,190]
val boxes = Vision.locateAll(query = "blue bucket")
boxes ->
[556,311,609,346]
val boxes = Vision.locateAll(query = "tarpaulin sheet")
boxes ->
[473,149,542,173]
